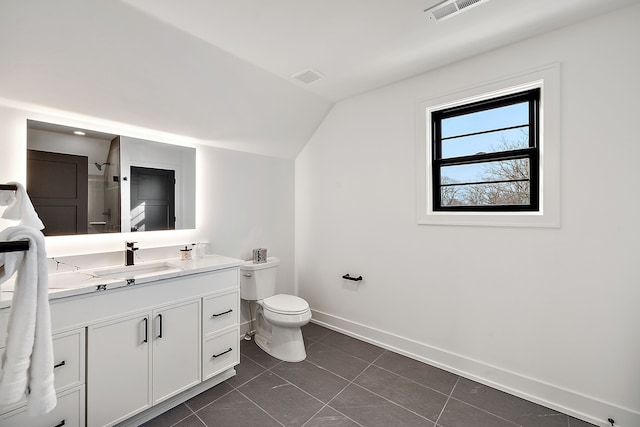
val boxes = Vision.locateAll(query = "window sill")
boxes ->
[417,210,559,228]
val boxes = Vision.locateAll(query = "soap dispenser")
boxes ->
[180,245,192,260]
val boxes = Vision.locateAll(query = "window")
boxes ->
[416,64,560,227]
[431,88,540,211]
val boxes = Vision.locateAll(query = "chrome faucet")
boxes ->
[125,241,138,266]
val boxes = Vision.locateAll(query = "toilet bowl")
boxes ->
[240,258,311,362]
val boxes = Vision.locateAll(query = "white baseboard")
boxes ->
[311,309,638,427]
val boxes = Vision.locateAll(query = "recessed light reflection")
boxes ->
[73,130,86,136]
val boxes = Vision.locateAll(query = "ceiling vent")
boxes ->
[425,0,490,21]
[291,68,326,85]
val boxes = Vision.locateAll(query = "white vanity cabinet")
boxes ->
[87,299,201,427]
[0,259,241,427]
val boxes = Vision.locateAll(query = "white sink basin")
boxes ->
[91,262,182,282]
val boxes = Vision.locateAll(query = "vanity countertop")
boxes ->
[0,254,244,309]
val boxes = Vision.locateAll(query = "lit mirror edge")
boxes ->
[44,228,201,259]
[26,119,197,237]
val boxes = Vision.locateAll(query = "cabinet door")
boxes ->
[152,300,201,404]
[87,313,151,427]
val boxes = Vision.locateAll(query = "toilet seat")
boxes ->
[262,294,309,315]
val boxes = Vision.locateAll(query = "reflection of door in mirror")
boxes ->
[130,166,176,232]
[27,120,121,235]
[27,149,88,236]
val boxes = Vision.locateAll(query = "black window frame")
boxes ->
[431,88,540,212]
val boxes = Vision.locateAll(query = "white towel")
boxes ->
[0,190,15,207]
[1,182,44,231]
[0,225,56,415]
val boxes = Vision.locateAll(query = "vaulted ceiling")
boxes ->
[1,0,637,158]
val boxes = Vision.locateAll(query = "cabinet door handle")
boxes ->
[158,313,163,339]
[54,420,66,427]
[143,317,148,343]
[53,360,66,369]
[212,347,232,358]
[211,309,233,318]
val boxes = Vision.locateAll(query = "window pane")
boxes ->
[441,181,530,207]
[441,158,530,184]
[440,158,530,207]
[441,127,528,159]
[441,102,528,138]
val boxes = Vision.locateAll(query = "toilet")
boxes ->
[240,257,311,362]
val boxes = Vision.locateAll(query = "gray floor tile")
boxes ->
[306,341,370,381]
[302,322,333,342]
[141,403,192,427]
[174,415,206,427]
[196,390,281,427]
[569,416,598,426]
[185,381,234,412]
[272,360,349,403]
[319,332,384,363]
[138,330,599,427]
[240,338,283,369]
[329,384,434,427]
[437,398,517,427]
[303,407,361,427]
[374,350,458,395]
[225,354,266,388]
[452,377,568,427]
[354,365,448,422]
[239,371,324,426]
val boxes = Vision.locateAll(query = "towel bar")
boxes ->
[0,240,30,253]
[0,184,18,191]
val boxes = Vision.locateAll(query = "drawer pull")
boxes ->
[54,421,66,427]
[212,348,232,358]
[53,360,66,369]
[211,309,233,318]
[143,317,148,343]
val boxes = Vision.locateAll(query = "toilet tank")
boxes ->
[240,257,280,300]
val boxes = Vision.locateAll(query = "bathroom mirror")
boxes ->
[26,120,196,236]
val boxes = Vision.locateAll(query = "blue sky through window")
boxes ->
[440,102,528,183]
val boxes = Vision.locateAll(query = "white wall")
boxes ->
[296,5,640,427]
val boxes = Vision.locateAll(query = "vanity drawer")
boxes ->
[0,328,84,410]
[202,329,239,381]
[0,386,85,427]
[50,329,86,392]
[202,290,238,337]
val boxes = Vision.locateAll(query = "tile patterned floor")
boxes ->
[143,323,596,427]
